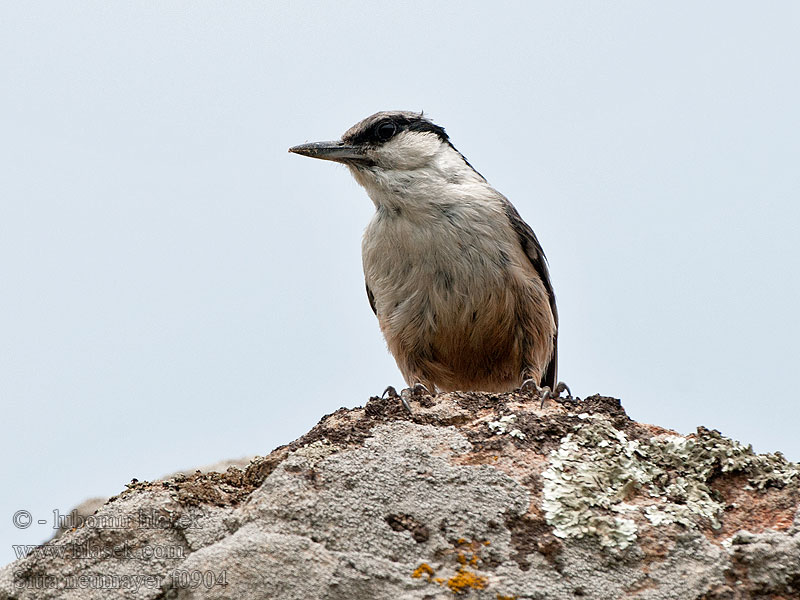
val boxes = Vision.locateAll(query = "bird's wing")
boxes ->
[501,198,558,389]
[366,281,377,315]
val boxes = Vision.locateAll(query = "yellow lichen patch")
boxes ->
[412,540,492,594]
[454,546,481,569]
[447,567,488,594]
[411,563,435,580]
[496,595,517,600]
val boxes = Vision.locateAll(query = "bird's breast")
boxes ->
[363,206,521,347]
[363,208,507,308]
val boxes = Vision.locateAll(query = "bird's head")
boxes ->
[289,111,484,204]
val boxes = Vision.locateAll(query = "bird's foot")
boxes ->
[382,383,432,414]
[518,379,573,408]
[540,381,573,408]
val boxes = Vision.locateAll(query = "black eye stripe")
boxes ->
[343,113,450,146]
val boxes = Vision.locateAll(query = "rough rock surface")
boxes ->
[50,458,256,541]
[2,392,799,599]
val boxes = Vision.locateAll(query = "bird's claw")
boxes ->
[539,381,572,408]
[382,383,432,413]
[518,379,573,408]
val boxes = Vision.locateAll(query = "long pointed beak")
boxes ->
[288,140,366,163]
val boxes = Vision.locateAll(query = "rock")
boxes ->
[49,498,108,542]
[1,392,798,599]
[49,458,257,542]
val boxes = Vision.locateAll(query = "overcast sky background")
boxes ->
[2,2,799,564]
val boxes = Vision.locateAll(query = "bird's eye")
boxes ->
[375,120,397,142]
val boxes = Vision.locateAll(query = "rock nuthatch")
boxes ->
[290,111,568,403]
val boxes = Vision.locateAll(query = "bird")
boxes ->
[289,111,568,406]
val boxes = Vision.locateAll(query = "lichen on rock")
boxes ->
[542,414,800,550]
[2,391,799,599]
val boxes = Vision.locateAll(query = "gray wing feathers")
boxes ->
[502,199,558,389]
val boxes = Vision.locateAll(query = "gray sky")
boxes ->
[2,2,799,564]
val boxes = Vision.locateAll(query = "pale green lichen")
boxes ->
[487,415,527,440]
[542,419,799,550]
[293,439,339,461]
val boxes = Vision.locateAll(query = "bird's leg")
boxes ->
[382,383,432,414]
